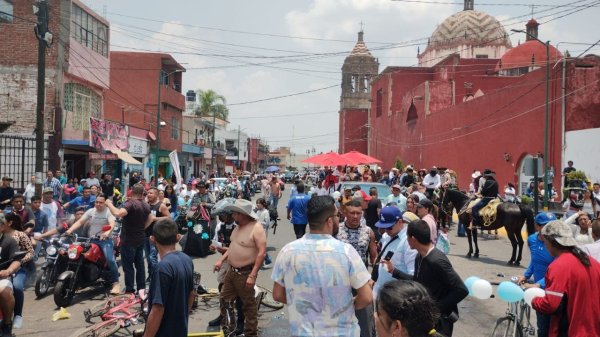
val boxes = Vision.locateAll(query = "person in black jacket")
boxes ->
[383,220,468,337]
[471,170,499,227]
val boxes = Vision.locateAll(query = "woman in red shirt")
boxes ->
[532,220,600,337]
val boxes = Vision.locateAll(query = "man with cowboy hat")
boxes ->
[472,170,498,228]
[213,199,267,337]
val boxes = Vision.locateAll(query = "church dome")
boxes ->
[428,9,512,50]
[496,40,562,71]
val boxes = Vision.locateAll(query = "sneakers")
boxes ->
[208,315,222,327]
[110,282,122,295]
[262,261,273,269]
[12,315,22,329]
[0,321,13,337]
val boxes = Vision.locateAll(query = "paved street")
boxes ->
[18,186,534,336]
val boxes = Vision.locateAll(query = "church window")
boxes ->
[351,74,360,93]
[476,54,488,59]
[362,76,370,93]
[406,101,418,123]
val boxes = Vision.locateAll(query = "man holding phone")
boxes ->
[371,207,418,299]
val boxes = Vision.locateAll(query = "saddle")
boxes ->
[480,198,502,227]
[460,197,502,227]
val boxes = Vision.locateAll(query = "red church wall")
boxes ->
[565,56,600,131]
[369,60,569,190]
[340,109,368,154]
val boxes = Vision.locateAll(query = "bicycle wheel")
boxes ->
[489,316,518,337]
[70,319,121,337]
[85,294,133,320]
[255,285,284,310]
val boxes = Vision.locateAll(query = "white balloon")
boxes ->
[523,287,546,307]
[332,191,341,199]
[471,279,493,299]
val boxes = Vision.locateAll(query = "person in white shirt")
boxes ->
[40,188,63,230]
[421,167,441,200]
[386,185,407,212]
[180,183,197,199]
[592,183,600,218]
[504,183,517,203]
[23,175,36,204]
[582,219,600,263]
[315,180,328,196]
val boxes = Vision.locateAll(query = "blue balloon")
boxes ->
[464,276,480,295]
[497,281,524,303]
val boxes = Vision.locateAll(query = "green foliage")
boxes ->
[194,89,229,121]
[520,195,533,205]
[394,158,404,171]
[566,170,589,182]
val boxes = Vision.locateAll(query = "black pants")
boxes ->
[293,224,307,239]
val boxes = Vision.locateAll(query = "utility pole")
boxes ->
[237,125,240,171]
[34,0,49,196]
[211,112,216,175]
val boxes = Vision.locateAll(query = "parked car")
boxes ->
[338,182,391,203]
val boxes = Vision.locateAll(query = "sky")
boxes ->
[82,0,600,155]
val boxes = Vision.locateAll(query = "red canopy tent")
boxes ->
[302,152,358,166]
[341,151,383,165]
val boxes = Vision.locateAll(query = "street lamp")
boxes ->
[154,68,184,182]
[511,28,550,210]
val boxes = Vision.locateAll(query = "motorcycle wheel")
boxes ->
[70,319,121,337]
[35,268,51,298]
[53,276,75,308]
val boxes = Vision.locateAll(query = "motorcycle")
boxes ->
[53,225,114,308]
[34,236,71,298]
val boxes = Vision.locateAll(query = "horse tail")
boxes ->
[521,204,536,235]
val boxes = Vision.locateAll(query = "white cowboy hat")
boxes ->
[471,171,481,179]
[224,199,258,220]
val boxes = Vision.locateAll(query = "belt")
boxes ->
[231,264,254,273]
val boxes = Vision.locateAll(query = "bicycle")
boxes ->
[70,291,147,337]
[489,280,536,337]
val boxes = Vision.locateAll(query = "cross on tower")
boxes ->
[359,20,364,32]
[530,4,536,17]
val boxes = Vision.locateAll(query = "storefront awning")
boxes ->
[110,149,143,165]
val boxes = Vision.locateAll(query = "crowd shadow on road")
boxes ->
[448,252,523,268]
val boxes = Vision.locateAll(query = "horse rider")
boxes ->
[422,166,441,200]
[471,170,499,228]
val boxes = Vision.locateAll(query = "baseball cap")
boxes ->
[402,211,420,223]
[375,206,402,228]
[416,198,433,209]
[1,176,13,181]
[352,185,361,191]
[392,184,401,190]
[534,212,557,225]
[541,220,577,247]
[42,187,53,194]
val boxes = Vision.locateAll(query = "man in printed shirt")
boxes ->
[271,196,372,337]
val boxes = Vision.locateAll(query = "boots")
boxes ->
[208,315,222,327]
[234,298,245,335]
[1,321,13,337]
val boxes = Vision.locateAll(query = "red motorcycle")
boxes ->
[53,226,115,307]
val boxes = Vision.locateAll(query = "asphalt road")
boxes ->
[17,186,535,337]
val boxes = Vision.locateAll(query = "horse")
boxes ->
[439,188,535,265]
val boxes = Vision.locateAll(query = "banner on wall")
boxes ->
[168,150,183,189]
[89,117,128,150]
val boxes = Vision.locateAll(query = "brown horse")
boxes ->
[439,188,535,265]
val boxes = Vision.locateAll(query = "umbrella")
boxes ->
[302,152,356,166]
[341,151,383,165]
[265,166,280,173]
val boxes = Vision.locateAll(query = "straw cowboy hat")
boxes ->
[224,199,258,220]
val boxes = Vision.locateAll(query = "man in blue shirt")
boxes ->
[29,196,49,261]
[286,183,310,239]
[517,212,557,337]
[63,186,96,213]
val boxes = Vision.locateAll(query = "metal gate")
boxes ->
[0,135,48,191]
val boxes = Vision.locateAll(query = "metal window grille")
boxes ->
[0,135,48,191]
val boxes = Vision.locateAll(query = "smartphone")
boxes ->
[384,251,394,261]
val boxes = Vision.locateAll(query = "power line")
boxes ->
[227,85,338,106]
[390,0,600,6]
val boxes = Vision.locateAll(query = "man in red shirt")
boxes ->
[532,220,600,337]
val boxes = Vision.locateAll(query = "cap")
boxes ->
[416,198,433,209]
[42,187,53,194]
[352,185,361,191]
[392,184,401,190]
[402,211,420,223]
[375,206,402,228]
[534,212,557,225]
[344,186,352,191]
[541,220,577,247]
[1,176,12,181]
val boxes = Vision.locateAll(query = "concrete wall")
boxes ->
[565,128,600,184]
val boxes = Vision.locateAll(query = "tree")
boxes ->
[194,89,229,121]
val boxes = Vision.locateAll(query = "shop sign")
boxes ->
[129,137,148,156]
[89,152,118,160]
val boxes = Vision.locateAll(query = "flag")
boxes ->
[168,150,183,189]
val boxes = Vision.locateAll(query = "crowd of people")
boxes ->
[1,162,599,337]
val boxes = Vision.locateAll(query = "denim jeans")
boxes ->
[144,236,158,277]
[270,195,279,210]
[536,312,551,337]
[91,239,119,283]
[472,197,492,226]
[120,245,146,293]
[12,268,27,316]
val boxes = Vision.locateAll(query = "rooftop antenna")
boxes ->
[359,20,364,32]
